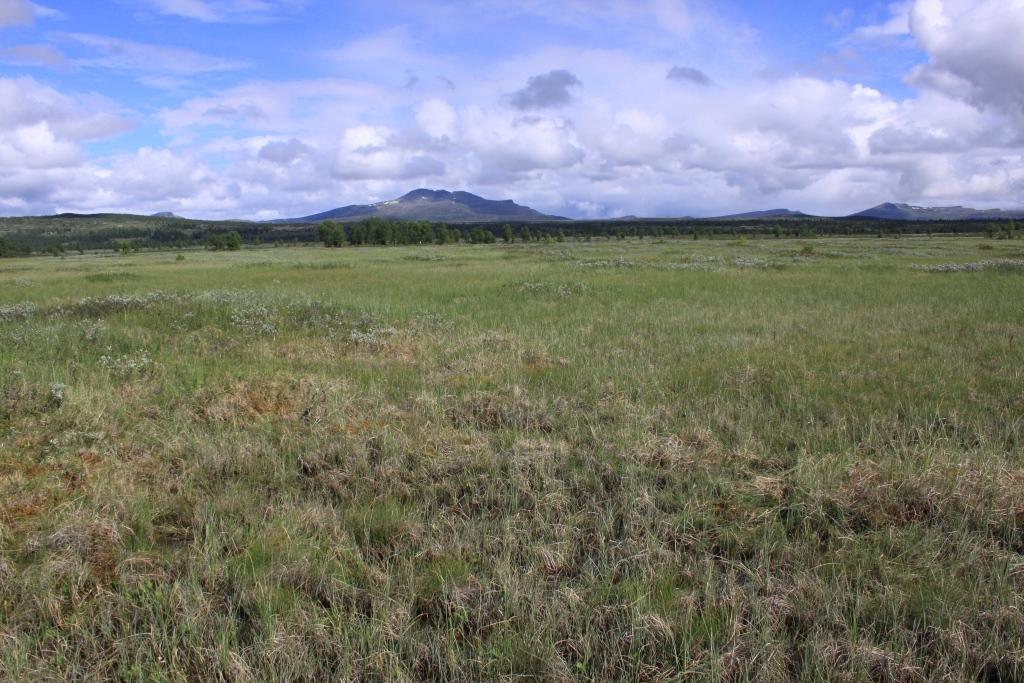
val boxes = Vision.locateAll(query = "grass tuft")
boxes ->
[1,237,1022,680]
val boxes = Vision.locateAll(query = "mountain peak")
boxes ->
[705,208,810,220]
[276,189,567,224]
[398,189,456,202]
[850,203,1024,220]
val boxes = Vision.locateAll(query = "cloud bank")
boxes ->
[0,0,1022,219]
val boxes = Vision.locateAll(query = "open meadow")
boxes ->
[1,236,1023,681]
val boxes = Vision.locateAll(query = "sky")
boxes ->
[0,0,1022,219]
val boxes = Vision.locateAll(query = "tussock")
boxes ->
[1,238,1022,680]
[446,386,558,432]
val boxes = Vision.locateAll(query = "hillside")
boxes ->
[851,203,1024,221]
[276,189,568,223]
[705,209,813,220]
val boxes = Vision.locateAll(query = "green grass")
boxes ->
[1,236,1023,681]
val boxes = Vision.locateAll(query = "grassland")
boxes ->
[1,236,1023,681]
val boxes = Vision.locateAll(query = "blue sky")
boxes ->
[0,0,1021,218]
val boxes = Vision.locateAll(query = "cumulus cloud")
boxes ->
[415,99,458,139]
[0,78,135,213]
[509,70,582,110]
[0,122,80,169]
[867,90,1006,154]
[0,61,1002,219]
[666,65,711,86]
[0,77,132,144]
[326,125,448,180]
[257,138,312,164]
[908,0,1024,120]
[0,144,258,217]
[3,0,1024,219]
[464,109,585,180]
[100,147,226,202]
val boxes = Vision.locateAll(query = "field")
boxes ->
[1,236,1023,681]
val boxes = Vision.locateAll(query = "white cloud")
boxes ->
[909,0,1024,119]
[0,122,79,169]
[463,108,585,179]
[98,147,228,202]
[415,99,458,139]
[0,78,136,214]
[852,2,912,39]
[438,0,700,44]
[0,1,61,27]
[158,79,394,136]
[5,55,1012,219]
[0,0,34,26]
[138,66,910,217]
[326,26,439,69]
[0,77,132,144]
[3,0,1024,218]
[30,3,62,19]
[0,43,67,67]
[138,0,309,23]
[61,33,249,78]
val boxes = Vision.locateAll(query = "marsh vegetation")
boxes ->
[1,236,1022,680]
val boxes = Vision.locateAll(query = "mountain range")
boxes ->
[848,203,1024,221]
[13,193,1024,226]
[271,192,1024,224]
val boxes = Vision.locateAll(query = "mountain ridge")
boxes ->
[705,209,811,220]
[276,195,1024,224]
[850,202,1024,221]
[273,189,568,223]
[5,197,1024,224]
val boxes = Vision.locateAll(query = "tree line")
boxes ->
[1,216,1021,257]
[0,235,30,257]
[311,217,1020,248]
[315,218,583,247]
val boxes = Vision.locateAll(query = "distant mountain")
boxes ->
[850,203,1024,221]
[151,211,179,218]
[705,209,812,220]
[275,189,568,224]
